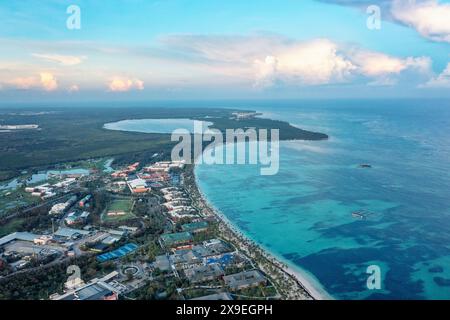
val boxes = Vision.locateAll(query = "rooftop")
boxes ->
[154,255,171,271]
[0,232,40,247]
[54,227,90,239]
[55,282,118,300]
[181,221,209,232]
[223,270,267,290]
[184,264,224,283]
[96,243,139,262]
[160,232,193,246]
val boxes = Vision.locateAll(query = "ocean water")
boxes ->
[195,100,450,300]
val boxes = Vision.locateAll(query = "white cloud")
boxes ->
[248,38,432,88]
[0,34,438,93]
[350,50,431,79]
[40,72,58,91]
[423,63,450,87]
[108,77,145,92]
[32,53,86,66]
[8,76,37,89]
[5,72,58,91]
[254,39,356,87]
[162,35,430,88]
[391,0,450,43]
[254,56,279,88]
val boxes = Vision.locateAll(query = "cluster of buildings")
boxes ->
[154,228,268,298]
[24,176,79,200]
[230,111,261,121]
[49,195,78,215]
[111,162,140,178]
[109,160,185,194]
[223,270,267,291]
[65,211,90,225]
[52,226,136,249]
[50,194,92,225]
[161,187,197,221]
[143,160,185,173]
[127,178,150,194]
[50,271,126,300]
[0,221,140,273]
[2,157,275,300]
[0,232,65,271]
[152,173,272,300]
[78,194,92,208]
[24,184,56,199]
[137,172,169,183]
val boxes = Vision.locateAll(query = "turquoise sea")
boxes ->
[194,100,450,300]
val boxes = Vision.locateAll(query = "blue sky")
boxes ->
[0,0,449,101]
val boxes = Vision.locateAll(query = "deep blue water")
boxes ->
[195,100,450,300]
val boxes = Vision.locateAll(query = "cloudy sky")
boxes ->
[0,0,449,101]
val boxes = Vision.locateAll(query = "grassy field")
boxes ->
[105,198,135,222]
[109,199,132,212]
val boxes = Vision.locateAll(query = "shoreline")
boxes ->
[185,164,332,300]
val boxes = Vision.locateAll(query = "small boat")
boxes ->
[352,210,374,219]
[359,164,372,168]
[352,211,365,219]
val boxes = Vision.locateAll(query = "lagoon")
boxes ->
[103,118,213,134]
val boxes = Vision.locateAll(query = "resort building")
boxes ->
[65,211,90,225]
[160,232,193,248]
[154,255,172,272]
[0,232,41,248]
[223,270,267,290]
[127,178,150,194]
[78,195,92,207]
[171,249,203,269]
[144,160,185,173]
[50,272,122,300]
[25,184,56,199]
[53,227,90,241]
[33,235,53,245]
[184,264,225,283]
[49,196,78,215]
[181,221,209,233]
